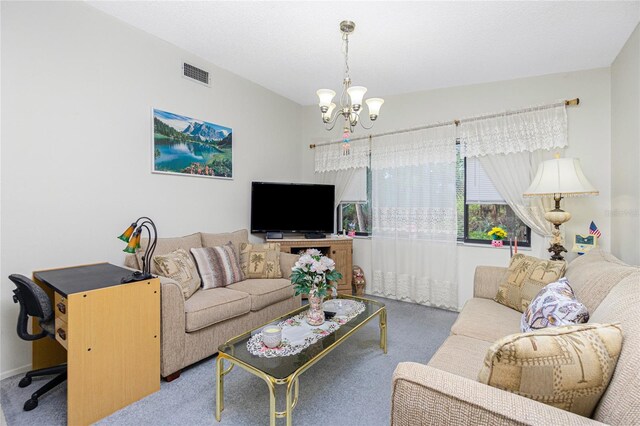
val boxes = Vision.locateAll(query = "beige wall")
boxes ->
[300,68,613,306]
[0,2,302,378]
[611,24,640,266]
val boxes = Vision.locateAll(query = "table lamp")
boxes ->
[117,217,157,283]
[523,156,598,261]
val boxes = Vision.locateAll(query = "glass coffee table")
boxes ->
[215,294,387,426]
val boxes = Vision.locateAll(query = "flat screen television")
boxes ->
[251,182,335,234]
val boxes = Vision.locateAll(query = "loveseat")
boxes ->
[125,229,301,380]
[391,249,640,425]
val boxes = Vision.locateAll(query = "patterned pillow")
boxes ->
[191,243,244,289]
[495,254,567,312]
[478,323,623,417]
[153,248,201,299]
[239,243,282,279]
[521,278,589,333]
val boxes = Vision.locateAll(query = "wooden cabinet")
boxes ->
[267,237,353,295]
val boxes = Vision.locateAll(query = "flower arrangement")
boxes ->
[290,249,343,298]
[487,227,508,240]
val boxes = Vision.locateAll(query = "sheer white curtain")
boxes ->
[315,169,357,233]
[478,150,559,239]
[370,125,458,310]
[314,138,369,172]
[459,104,568,241]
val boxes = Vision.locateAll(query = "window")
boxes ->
[456,145,531,246]
[336,148,531,245]
[338,167,372,235]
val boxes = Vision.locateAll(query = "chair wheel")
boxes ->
[18,376,32,388]
[23,398,38,411]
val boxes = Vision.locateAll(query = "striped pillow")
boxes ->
[191,243,244,289]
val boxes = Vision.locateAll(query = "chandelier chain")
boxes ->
[343,32,350,81]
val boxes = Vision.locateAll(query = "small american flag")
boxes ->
[589,221,601,238]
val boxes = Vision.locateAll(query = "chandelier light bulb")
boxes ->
[366,98,384,120]
[317,89,336,111]
[322,103,337,122]
[347,86,367,110]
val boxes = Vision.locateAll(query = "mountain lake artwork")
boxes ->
[152,108,233,179]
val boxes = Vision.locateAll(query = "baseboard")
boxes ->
[0,364,31,381]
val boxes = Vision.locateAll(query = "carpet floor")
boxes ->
[0,296,457,426]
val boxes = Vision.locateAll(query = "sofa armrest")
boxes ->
[473,266,509,299]
[279,252,299,279]
[391,363,601,426]
[124,254,140,270]
[158,276,186,378]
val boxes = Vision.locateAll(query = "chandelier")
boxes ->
[316,20,384,152]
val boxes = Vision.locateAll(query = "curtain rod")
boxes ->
[309,97,579,149]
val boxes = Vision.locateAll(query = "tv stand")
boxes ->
[266,237,353,295]
[304,232,326,239]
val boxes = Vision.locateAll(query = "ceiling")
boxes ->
[88,1,640,105]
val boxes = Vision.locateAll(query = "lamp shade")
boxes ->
[316,89,336,108]
[524,158,599,197]
[347,86,367,106]
[322,103,337,121]
[123,230,141,253]
[118,223,137,242]
[365,98,384,117]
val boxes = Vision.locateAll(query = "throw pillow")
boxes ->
[478,323,623,417]
[239,243,283,279]
[495,254,567,312]
[190,243,244,289]
[153,248,201,299]
[521,278,589,333]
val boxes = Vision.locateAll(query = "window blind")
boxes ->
[465,157,505,205]
[340,167,368,203]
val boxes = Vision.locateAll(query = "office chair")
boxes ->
[10,274,67,411]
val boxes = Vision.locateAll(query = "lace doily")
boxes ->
[247,300,366,358]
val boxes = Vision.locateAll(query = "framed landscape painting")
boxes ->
[152,108,233,179]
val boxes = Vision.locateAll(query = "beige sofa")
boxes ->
[392,249,640,425]
[125,229,301,380]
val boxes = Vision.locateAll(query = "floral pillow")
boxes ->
[521,278,589,333]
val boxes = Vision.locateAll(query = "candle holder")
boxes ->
[262,326,282,348]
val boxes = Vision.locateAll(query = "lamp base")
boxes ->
[548,243,568,261]
[121,271,154,283]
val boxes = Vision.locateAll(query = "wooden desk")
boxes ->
[32,263,160,425]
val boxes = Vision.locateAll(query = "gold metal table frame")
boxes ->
[215,295,387,426]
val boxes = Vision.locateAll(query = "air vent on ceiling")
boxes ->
[182,62,210,86]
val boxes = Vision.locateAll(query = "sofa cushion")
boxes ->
[451,298,522,342]
[495,254,566,312]
[521,277,589,333]
[153,248,201,299]
[565,248,639,313]
[239,243,283,279]
[201,229,248,258]
[589,273,640,424]
[183,287,251,332]
[191,243,244,289]
[478,323,623,418]
[428,335,492,380]
[138,233,202,276]
[226,279,294,311]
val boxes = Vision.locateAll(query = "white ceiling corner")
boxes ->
[87,1,640,105]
